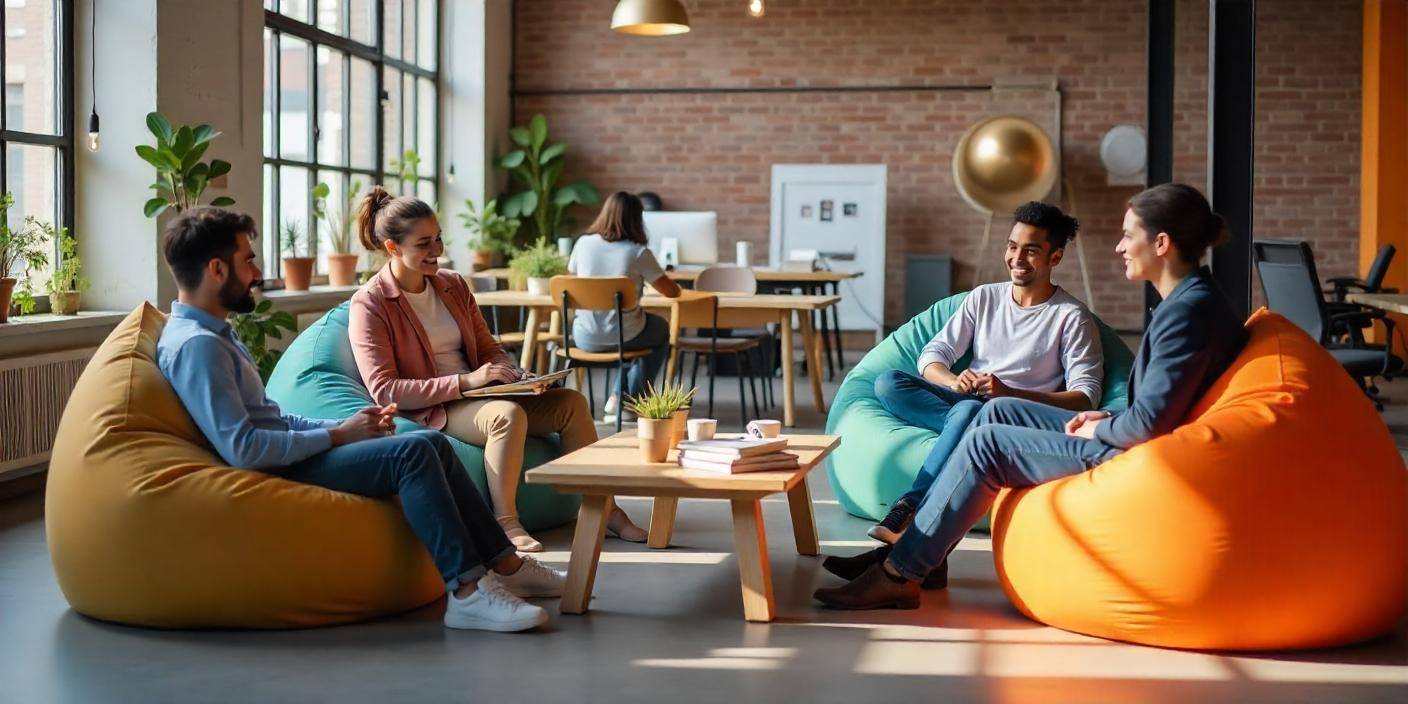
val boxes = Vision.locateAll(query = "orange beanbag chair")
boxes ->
[45,305,442,628]
[992,309,1407,650]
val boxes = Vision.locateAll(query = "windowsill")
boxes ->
[261,285,361,314]
[0,311,129,339]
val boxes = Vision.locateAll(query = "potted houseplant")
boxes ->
[46,226,89,316]
[657,383,698,450]
[508,237,568,295]
[315,180,361,286]
[0,193,50,323]
[281,218,315,291]
[135,112,235,217]
[625,383,682,463]
[229,298,297,383]
[496,113,601,240]
[460,198,520,271]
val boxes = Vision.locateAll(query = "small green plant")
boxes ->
[0,193,52,316]
[136,112,234,217]
[655,382,697,412]
[313,180,361,254]
[389,149,422,186]
[497,113,601,239]
[624,383,679,421]
[281,218,310,258]
[508,237,569,279]
[229,299,297,383]
[460,198,520,255]
[46,227,89,294]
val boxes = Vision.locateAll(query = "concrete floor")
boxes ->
[3,369,1407,703]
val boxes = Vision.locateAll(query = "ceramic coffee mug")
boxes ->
[686,418,718,441]
[745,419,782,438]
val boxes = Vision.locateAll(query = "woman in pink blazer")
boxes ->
[348,188,647,550]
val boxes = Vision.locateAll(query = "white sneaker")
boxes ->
[490,556,567,598]
[444,581,548,632]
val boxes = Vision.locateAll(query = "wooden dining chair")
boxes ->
[549,275,657,431]
[666,290,762,427]
[694,265,775,411]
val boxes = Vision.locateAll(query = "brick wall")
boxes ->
[513,0,1363,330]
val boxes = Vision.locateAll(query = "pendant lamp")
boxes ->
[611,0,690,36]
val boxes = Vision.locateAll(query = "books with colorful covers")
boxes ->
[677,451,800,474]
[675,437,788,457]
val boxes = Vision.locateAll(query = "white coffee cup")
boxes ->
[687,418,718,441]
[746,419,782,439]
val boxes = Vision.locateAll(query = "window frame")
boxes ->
[0,0,76,314]
[263,0,440,282]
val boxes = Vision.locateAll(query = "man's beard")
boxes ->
[220,275,260,314]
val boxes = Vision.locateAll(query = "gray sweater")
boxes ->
[917,283,1104,407]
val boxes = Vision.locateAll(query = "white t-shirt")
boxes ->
[401,283,470,376]
[916,282,1104,407]
[566,233,666,349]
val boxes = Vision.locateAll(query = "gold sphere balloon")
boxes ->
[952,116,1058,215]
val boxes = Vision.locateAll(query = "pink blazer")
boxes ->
[348,265,512,430]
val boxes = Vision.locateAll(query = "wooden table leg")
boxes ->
[798,310,828,416]
[539,309,561,375]
[647,496,678,549]
[786,478,820,556]
[779,310,796,427]
[730,498,775,622]
[520,307,540,369]
[561,494,610,615]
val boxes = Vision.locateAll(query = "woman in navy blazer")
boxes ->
[817,183,1249,610]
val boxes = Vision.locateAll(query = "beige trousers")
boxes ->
[442,388,598,522]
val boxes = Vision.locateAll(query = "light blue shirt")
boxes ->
[157,302,339,469]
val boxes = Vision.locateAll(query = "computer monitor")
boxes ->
[642,211,719,267]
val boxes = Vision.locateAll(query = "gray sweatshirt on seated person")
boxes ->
[916,282,1104,407]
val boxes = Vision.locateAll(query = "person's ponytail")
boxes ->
[357,185,395,252]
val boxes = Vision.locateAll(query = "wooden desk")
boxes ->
[475,267,860,285]
[1345,292,1408,315]
[472,290,838,426]
[525,430,840,622]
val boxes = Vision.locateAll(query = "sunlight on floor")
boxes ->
[532,551,731,565]
[634,647,797,671]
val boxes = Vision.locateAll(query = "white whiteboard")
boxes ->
[769,164,887,338]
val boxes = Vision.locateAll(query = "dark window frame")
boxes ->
[263,0,440,281]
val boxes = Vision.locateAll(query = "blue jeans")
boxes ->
[274,430,513,592]
[887,397,1122,582]
[582,313,671,400]
[873,370,984,508]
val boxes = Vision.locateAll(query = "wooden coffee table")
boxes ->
[524,431,841,622]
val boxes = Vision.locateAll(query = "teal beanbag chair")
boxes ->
[825,292,1135,522]
[266,302,580,530]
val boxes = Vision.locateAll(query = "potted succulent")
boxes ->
[0,193,50,323]
[280,218,315,291]
[508,237,568,295]
[46,226,89,316]
[135,112,234,217]
[656,382,697,450]
[314,180,361,286]
[460,197,520,271]
[625,383,686,463]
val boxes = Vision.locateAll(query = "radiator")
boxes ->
[0,348,96,477]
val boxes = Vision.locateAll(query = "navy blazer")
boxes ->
[1095,267,1247,449]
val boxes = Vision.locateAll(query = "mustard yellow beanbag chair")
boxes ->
[992,309,1408,650]
[45,305,442,628]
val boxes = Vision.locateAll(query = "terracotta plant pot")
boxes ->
[50,290,81,316]
[526,277,552,296]
[327,253,360,287]
[282,257,315,291]
[636,418,673,463]
[0,277,15,323]
[669,407,689,450]
[472,249,495,271]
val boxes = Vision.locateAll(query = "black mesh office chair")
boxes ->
[1253,240,1402,408]
[1325,243,1397,345]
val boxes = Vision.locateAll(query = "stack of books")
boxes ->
[675,437,799,474]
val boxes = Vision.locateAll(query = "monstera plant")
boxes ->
[497,114,600,240]
[136,112,234,218]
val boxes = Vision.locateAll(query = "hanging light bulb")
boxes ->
[87,109,100,152]
[87,0,100,151]
[447,164,456,185]
[748,0,765,18]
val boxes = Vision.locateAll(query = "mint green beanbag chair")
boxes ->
[266,302,580,531]
[825,292,1134,522]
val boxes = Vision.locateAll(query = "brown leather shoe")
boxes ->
[821,545,948,590]
[813,563,921,610]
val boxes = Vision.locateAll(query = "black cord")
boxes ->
[90,0,96,109]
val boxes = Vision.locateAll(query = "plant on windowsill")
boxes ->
[136,112,234,218]
[315,180,362,287]
[0,192,51,324]
[496,113,601,241]
[229,298,297,384]
[281,218,314,292]
[625,383,693,463]
[460,198,520,271]
[46,226,89,316]
[507,237,568,295]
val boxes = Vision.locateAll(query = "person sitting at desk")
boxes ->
[349,187,648,550]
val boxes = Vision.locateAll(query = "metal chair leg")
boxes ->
[737,352,749,427]
[745,349,762,420]
[708,352,717,420]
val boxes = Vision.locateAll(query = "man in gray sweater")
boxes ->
[847,202,1103,558]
